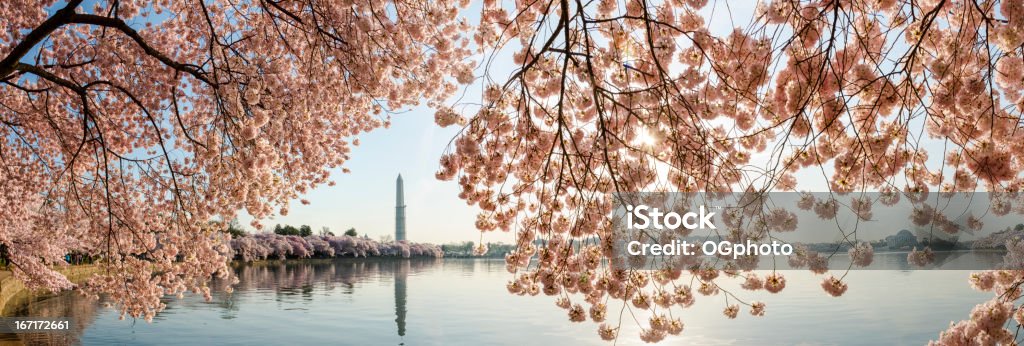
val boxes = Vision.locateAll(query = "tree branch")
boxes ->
[0,0,85,80]
[67,14,215,86]
[13,62,85,94]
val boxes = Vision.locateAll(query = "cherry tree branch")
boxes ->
[0,0,85,80]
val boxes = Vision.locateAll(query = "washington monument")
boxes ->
[395,174,407,241]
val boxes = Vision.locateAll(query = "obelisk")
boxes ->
[395,174,406,241]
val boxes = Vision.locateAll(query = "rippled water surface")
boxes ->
[1,255,1003,345]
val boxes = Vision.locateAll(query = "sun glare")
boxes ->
[634,127,657,147]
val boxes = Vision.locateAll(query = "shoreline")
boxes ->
[1,250,1001,316]
[229,256,444,267]
[0,257,440,317]
[0,265,99,316]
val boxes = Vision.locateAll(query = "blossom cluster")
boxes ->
[229,234,443,261]
[0,0,470,319]
[446,0,1024,342]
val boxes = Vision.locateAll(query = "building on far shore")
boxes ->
[886,229,918,250]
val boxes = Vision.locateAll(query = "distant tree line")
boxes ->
[441,241,516,257]
[972,224,1024,250]
[221,218,360,239]
[273,224,359,237]
[231,234,442,261]
[273,224,314,237]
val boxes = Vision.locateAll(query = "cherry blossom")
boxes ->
[750,301,766,316]
[442,0,1024,342]
[229,234,442,261]
[723,304,739,319]
[7,0,1024,343]
[908,247,936,267]
[848,242,874,267]
[820,275,848,297]
[1,0,470,320]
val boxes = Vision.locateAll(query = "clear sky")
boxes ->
[237,108,490,245]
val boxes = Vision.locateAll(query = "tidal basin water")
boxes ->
[2,254,1005,345]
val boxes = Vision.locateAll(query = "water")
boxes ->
[1,255,1002,345]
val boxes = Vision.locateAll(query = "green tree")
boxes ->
[275,225,300,236]
[227,218,246,238]
[299,225,312,237]
[319,226,334,237]
[344,228,358,237]
[442,241,474,254]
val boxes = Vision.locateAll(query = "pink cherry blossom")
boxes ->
[750,301,766,316]
[848,242,874,267]
[764,273,787,294]
[820,275,849,297]
[1,0,470,319]
[723,304,739,319]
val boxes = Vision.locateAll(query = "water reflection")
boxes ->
[226,258,436,292]
[225,259,431,343]
[0,289,99,345]
[220,258,433,339]
[0,257,1003,345]
[395,259,408,337]
[818,250,1004,271]
[4,258,438,345]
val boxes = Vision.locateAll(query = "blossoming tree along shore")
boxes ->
[0,0,471,321]
[4,0,1024,343]
[229,233,443,261]
[438,0,1024,343]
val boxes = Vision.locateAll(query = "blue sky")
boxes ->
[236,110,488,244]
